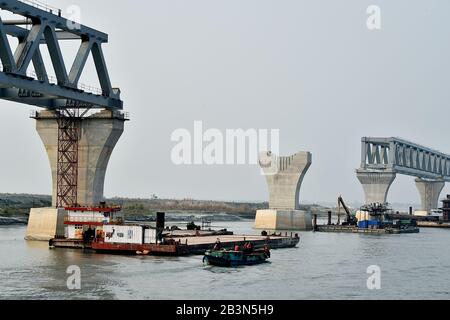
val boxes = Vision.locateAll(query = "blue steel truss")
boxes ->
[0,0,122,110]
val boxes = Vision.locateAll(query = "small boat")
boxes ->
[203,248,270,267]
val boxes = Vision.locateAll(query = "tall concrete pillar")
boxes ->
[255,151,313,231]
[356,170,396,204]
[260,151,312,210]
[415,178,445,213]
[35,109,125,207]
[26,109,126,241]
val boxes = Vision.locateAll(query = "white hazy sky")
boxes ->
[1,0,450,205]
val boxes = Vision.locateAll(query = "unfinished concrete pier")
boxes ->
[34,109,125,207]
[255,151,313,231]
[26,110,126,241]
[415,178,445,213]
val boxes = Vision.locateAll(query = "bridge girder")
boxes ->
[360,137,450,182]
[0,0,122,110]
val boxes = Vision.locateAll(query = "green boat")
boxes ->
[203,248,270,267]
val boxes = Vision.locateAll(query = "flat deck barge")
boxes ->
[168,234,299,255]
[50,234,300,256]
[315,225,419,234]
[417,221,450,229]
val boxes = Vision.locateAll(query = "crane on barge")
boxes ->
[337,196,358,226]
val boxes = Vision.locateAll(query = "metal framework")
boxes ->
[360,137,450,181]
[0,1,126,207]
[56,110,81,207]
[0,0,122,110]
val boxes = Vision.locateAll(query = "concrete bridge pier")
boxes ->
[26,109,125,241]
[415,178,445,213]
[254,151,313,231]
[356,170,396,205]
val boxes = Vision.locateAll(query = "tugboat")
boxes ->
[203,242,270,267]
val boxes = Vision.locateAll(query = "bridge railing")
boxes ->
[1,62,105,96]
[19,0,62,17]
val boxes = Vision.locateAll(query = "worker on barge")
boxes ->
[213,239,222,250]
[243,242,254,253]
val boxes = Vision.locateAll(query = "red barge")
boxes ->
[50,206,301,256]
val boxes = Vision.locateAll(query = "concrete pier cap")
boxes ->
[356,170,445,213]
[356,170,396,205]
[255,151,313,231]
[26,109,126,241]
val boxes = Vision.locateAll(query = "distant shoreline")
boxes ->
[0,193,338,226]
[0,216,27,226]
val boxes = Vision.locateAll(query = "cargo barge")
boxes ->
[90,234,299,256]
[315,224,419,234]
[416,221,450,229]
[415,195,450,229]
[52,231,300,256]
[313,198,419,234]
[49,207,300,255]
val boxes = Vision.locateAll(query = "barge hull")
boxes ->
[417,221,450,229]
[91,242,189,255]
[51,234,300,256]
[315,225,419,234]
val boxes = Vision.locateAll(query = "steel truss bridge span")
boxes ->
[360,137,450,182]
[0,0,123,110]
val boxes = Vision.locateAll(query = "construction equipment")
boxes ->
[338,196,358,226]
[360,202,390,217]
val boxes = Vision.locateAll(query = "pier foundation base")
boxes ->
[25,208,66,241]
[254,209,312,231]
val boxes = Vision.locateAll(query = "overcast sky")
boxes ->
[1,0,450,205]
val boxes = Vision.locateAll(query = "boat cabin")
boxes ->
[64,206,123,241]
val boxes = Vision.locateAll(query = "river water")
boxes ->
[0,221,449,300]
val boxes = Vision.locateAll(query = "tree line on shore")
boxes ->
[0,193,333,219]
[0,193,269,218]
